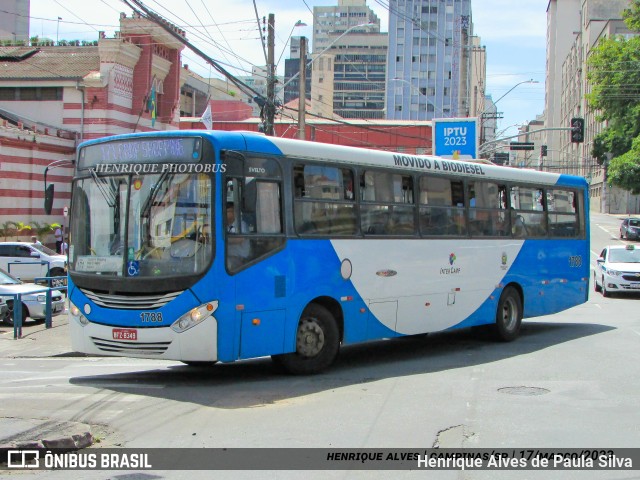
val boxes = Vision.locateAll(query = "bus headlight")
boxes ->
[70,302,89,326]
[171,301,218,333]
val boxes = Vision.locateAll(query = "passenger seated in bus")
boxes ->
[512,211,528,237]
[226,202,251,269]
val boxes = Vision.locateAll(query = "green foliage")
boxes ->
[0,222,14,241]
[586,0,640,192]
[31,221,59,240]
[607,136,640,193]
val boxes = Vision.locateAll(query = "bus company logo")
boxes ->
[501,252,508,270]
[441,253,461,275]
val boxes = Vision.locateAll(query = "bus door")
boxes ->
[223,153,287,359]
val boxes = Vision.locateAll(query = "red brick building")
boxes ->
[0,13,186,227]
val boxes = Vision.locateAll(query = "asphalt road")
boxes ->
[0,212,638,480]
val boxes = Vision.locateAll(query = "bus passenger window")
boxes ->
[361,171,415,236]
[419,175,466,236]
[293,164,356,235]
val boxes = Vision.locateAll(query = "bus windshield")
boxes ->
[69,172,212,278]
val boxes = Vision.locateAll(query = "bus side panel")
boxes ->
[331,239,526,336]
[506,239,589,318]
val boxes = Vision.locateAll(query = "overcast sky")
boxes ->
[28,0,548,136]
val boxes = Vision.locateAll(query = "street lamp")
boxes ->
[56,17,61,45]
[490,79,538,107]
[276,20,307,67]
[389,77,445,119]
[478,79,539,157]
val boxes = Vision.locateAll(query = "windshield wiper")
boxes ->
[90,168,116,207]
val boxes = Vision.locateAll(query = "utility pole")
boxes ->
[298,36,306,140]
[265,13,276,136]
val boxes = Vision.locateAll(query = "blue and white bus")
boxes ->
[66,130,589,374]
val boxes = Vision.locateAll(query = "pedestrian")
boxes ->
[54,225,63,253]
[60,236,68,256]
[31,235,42,245]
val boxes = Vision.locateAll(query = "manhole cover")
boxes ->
[498,386,550,396]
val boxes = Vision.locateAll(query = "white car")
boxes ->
[0,242,67,283]
[0,268,65,325]
[594,244,640,297]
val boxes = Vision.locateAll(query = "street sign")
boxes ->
[63,206,68,217]
[509,142,535,151]
[432,117,478,159]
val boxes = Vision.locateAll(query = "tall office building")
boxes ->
[312,0,386,119]
[283,37,311,106]
[385,0,473,120]
[0,0,29,43]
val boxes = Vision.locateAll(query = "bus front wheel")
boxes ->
[493,286,522,342]
[272,304,340,375]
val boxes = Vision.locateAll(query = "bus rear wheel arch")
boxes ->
[493,285,523,342]
[272,303,340,375]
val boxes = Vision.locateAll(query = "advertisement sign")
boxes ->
[432,118,479,159]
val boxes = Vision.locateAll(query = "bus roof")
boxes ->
[77,129,587,189]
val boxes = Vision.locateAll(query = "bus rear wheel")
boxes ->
[493,286,522,342]
[272,304,340,375]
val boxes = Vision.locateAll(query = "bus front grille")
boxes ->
[90,337,171,355]
[80,289,183,310]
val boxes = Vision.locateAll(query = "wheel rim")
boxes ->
[500,296,518,331]
[296,317,325,357]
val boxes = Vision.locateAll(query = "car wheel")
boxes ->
[593,272,601,292]
[602,276,610,297]
[3,301,30,326]
[49,268,67,288]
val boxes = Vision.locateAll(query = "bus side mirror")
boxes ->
[44,184,55,214]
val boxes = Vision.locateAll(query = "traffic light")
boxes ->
[541,145,547,157]
[571,118,584,143]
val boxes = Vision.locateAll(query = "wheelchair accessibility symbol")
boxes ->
[127,261,140,277]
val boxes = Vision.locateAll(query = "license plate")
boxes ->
[53,304,62,313]
[113,328,137,340]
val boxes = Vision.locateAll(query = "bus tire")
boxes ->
[272,304,340,375]
[493,286,522,342]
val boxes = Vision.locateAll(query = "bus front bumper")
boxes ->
[70,314,218,362]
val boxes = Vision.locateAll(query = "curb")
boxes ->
[0,418,94,451]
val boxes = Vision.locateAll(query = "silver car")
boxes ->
[594,244,640,297]
[0,268,65,325]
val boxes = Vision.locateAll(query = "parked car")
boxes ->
[0,268,65,325]
[0,242,67,284]
[594,244,640,297]
[620,217,640,240]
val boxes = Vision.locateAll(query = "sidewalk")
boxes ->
[0,315,77,358]
[0,315,95,450]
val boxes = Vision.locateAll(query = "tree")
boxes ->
[586,0,640,191]
[10,221,32,240]
[31,221,60,241]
